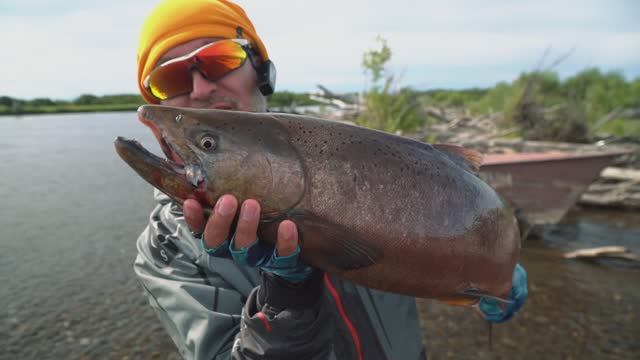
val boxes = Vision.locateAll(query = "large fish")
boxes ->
[115,105,520,303]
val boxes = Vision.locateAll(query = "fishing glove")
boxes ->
[479,262,528,323]
[200,234,313,284]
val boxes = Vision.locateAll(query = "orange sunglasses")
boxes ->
[143,39,251,101]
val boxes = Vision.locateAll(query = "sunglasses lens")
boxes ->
[146,40,249,101]
[197,40,248,80]
[147,61,192,100]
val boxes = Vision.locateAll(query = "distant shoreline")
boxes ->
[0,103,141,116]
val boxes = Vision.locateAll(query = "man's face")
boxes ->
[157,38,267,112]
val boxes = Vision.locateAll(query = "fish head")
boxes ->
[115,105,306,215]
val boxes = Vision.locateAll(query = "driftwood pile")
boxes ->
[580,167,640,209]
[308,88,640,210]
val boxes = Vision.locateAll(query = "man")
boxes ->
[134,1,527,359]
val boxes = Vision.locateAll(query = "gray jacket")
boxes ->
[134,189,426,359]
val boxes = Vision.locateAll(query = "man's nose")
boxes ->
[190,70,217,100]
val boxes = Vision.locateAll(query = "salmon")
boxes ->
[115,105,521,303]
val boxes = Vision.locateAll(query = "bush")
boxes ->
[356,36,427,133]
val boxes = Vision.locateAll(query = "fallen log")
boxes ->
[599,167,640,182]
[563,246,639,262]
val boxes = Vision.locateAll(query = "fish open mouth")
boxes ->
[135,107,206,188]
[115,136,185,177]
[115,136,204,188]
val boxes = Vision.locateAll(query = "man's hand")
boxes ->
[184,195,298,257]
[183,195,312,283]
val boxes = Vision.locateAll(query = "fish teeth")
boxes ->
[185,165,204,187]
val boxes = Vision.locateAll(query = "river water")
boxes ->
[1,112,638,359]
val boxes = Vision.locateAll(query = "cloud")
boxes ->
[1,0,638,98]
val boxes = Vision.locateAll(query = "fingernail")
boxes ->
[217,196,235,216]
[241,201,259,221]
[280,221,295,242]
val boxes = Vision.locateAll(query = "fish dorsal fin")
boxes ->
[433,144,484,173]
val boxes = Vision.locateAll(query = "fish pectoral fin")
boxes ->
[288,210,384,272]
[459,288,512,304]
[433,144,483,173]
[440,288,511,307]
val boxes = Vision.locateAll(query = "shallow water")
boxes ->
[419,209,640,359]
[1,112,638,359]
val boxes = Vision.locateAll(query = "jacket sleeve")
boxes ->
[134,191,334,360]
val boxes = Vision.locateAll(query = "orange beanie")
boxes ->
[137,0,269,103]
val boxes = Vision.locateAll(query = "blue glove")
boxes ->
[479,263,528,323]
[199,234,313,284]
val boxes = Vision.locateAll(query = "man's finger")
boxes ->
[183,199,206,234]
[276,220,298,257]
[203,195,238,248]
[234,199,260,249]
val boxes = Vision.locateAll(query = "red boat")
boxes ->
[479,151,628,236]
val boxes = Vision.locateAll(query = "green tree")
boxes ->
[74,94,99,105]
[0,96,14,107]
[28,98,56,106]
[356,36,425,133]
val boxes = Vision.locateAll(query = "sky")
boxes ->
[1,0,639,100]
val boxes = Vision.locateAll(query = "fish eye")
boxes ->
[199,136,217,151]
